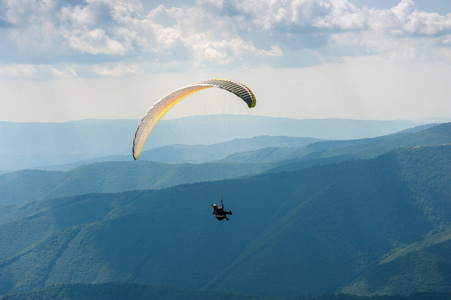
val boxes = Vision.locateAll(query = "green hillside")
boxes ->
[0,161,270,205]
[204,146,451,296]
[0,283,268,300]
[342,224,451,296]
[2,284,450,300]
[0,145,449,297]
[1,283,450,300]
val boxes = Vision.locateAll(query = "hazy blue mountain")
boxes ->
[152,115,420,141]
[0,119,138,172]
[0,161,271,205]
[136,136,320,164]
[316,122,451,159]
[0,117,419,171]
[0,145,449,297]
[1,123,449,205]
[223,122,451,164]
[35,136,320,171]
[235,116,420,140]
[267,154,358,173]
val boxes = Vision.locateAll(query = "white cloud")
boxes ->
[51,66,78,79]
[67,28,127,55]
[235,0,313,29]
[258,45,284,57]
[235,0,451,35]
[0,64,38,79]
[326,1,451,61]
[0,64,78,79]
[93,63,142,77]
[0,1,449,124]
[378,0,451,35]
[0,0,450,79]
[59,0,145,55]
[234,0,365,30]
[312,0,365,29]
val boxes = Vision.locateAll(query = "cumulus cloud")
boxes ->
[0,64,78,79]
[325,0,451,60]
[364,0,451,35]
[93,63,142,77]
[234,0,365,30]
[258,45,284,57]
[0,64,38,79]
[234,0,451,34]
[0,0,450,79]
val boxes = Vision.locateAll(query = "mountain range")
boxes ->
[1,122,449,205]
[0,117,420,171]
[0,122,450,298]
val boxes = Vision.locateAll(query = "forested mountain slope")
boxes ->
[0,161,269,205]
[0,145,449,297]
[1,283,450,300]
[342,223,451,296]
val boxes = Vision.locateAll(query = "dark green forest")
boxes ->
[1,283,450,300]
[0,122,450,299]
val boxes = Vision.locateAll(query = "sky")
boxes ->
[0,0,450,122]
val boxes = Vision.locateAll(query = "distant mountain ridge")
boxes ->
[37,135,320,171]
[0,117,420,171]
[1,123,449,205]
[137,135,319,164]
[223,122,451,163]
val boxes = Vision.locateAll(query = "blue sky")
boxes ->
[0,0,450,122]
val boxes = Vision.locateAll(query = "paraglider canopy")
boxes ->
[132,79,256,160]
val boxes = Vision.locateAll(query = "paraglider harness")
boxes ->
[212,197,232,221]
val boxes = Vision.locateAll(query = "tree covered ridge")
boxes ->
[0,144,450,297]
[1,283,450,300]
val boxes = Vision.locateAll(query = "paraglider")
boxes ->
[132,79,256,160]
[132,79,256,221]
[212,203,232,221]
